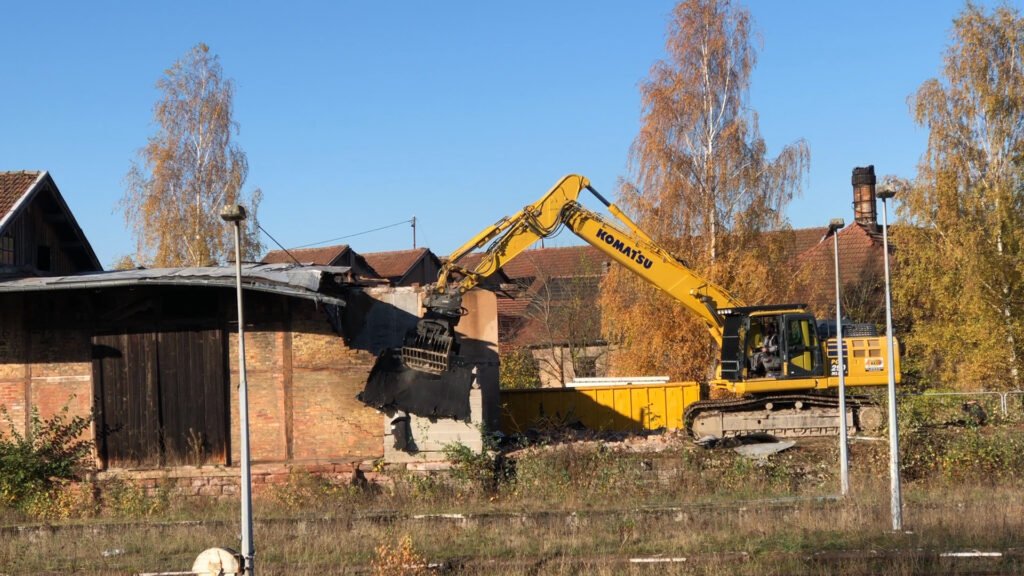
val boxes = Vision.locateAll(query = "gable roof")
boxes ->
[780,226,831,261]
[796,223,884,286]
[362,248,435,282]
[0,171,44,228]
[262,244,352,266]
[0,171,102,272]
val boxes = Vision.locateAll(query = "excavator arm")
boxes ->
[423,174,741,350]
[362,173,900,439]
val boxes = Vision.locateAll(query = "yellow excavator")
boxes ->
[361,174,900,438]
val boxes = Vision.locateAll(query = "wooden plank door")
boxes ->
[157,328,229,465]
[92,332,160,468]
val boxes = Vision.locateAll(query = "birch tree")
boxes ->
[122,43,262,267]
[895,3,1024,390]
[600,0,809,381]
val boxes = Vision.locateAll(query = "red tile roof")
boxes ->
[780,227,831,261]
[486,225,887,348]
[457,245,609,280]
[0,171,42,226]
[0,171,101,273]
[262,244,351,265]
[796,224,884,286]
[362,248,429,280]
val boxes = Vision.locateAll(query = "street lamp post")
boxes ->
[826,218,850,496]
[220,204,255,574]
[877,186,904,531]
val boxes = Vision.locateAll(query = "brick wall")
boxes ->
[0,289,387,472]
[225,297,384,465]
[0,285,498,481]
[95,460,384,499]
[0,294,93,448]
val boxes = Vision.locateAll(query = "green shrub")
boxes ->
[0,404,94,508]
[900,426,1024,482]
[443,441,506,494]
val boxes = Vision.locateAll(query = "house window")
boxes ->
[36,245,51,272]
[0,234,14,265]
[573,355,598,378]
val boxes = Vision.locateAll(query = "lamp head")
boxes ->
[220,204,247,223]
[826,218,845,236]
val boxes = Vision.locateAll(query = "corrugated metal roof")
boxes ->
[0,262,353,306]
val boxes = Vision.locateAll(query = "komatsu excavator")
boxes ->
[360,174,901,438]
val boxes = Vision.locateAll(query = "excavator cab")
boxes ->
[781,313,825,377]
[719,307,826,381]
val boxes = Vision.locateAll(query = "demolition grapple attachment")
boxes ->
[398,290,465,374]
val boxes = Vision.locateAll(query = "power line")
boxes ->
[256,223,302,265]
[290,218,415,250]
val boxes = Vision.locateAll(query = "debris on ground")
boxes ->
[733,439,796,459]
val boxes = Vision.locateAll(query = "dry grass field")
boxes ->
[2,401,1023,575]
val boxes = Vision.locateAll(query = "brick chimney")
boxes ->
[852,165,877,230]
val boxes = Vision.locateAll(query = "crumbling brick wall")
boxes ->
[226,297,383,464]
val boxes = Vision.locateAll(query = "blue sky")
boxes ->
[0,1,992,267]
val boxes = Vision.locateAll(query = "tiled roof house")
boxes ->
[261,243,378,279]
[457,245,611,346]
[0,171,101,275]
[361,248,441,286]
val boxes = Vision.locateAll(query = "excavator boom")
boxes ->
[417,174,739,363]
[361,174,900,439]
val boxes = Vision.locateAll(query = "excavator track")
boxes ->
[684,393,879,439]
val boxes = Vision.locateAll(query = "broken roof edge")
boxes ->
[0,262,352,307]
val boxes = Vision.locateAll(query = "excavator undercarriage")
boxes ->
[686,393,883,439]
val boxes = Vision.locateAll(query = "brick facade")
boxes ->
[0,288,386,470]
[0,293,94,452]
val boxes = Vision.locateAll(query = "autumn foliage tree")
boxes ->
[894,3,1024,390]
[600,0,809,381]
[121,43,262,267]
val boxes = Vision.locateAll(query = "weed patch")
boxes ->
[0,404,93,510]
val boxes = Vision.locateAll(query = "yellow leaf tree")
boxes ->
[895,3,1024,390]
[121,43,263,267]
[600,0,809,381]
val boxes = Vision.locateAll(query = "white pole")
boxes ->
[832,223,850,496]
[880,195,903,531]
[231,215,256,574]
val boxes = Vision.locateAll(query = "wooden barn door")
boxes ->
[92,329,228,469]
[92,332,161,467]
[156,329,229,466]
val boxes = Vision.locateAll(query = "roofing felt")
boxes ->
[0,171,43,229]
[0,262,353,306]
[262,244,351,265]
[362,248,430,280]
